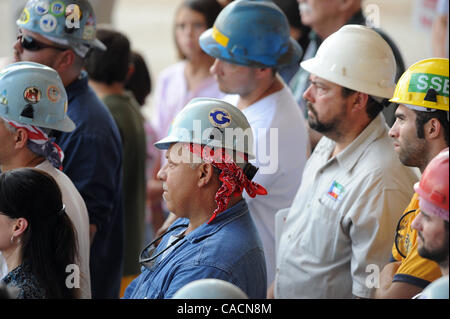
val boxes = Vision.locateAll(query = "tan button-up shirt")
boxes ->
[275,114,419,298]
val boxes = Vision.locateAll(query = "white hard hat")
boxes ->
[172,279,249,299]
[301,25,397,99]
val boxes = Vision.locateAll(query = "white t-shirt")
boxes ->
[225,84,309,284]
[35,161,92,299]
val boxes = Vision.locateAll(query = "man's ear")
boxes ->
[197,163,216,188]
[13,128,29,150]
[338,0,356,12]
[53,50,76,73]
[349,92,369,113]
[423,118,442,140]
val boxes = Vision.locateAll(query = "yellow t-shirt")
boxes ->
[391,193,442,288]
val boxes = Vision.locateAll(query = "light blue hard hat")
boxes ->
[199,0,303,68]
[419,276,449,299]
[0,62,75,132]
[154,97,255,160]
[16,0,106,58]
[172,279,249,299]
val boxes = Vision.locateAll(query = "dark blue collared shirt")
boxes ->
[55,71,124,299]
[123,200,267,299]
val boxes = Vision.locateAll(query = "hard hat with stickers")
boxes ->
[0,62,75,132]
[16,0,106,58]
[390,58,449,112]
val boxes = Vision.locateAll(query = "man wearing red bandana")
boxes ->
[123,98,268,299]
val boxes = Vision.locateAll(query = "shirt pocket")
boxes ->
[298,193,341,263]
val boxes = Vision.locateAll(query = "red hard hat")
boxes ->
[414,148,449,221]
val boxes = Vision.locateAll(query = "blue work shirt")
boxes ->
[55,71,124,299]
[123,200,267,299]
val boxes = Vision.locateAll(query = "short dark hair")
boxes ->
[341,87,384,120]
[174,0,222,60]
[85,28,131,85]
[125,51,152,106]
[415,110,449,146]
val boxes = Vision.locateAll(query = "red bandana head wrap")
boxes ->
[185,143,267,224]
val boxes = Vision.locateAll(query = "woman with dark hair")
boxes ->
[0,168,78,299]
[148,0,225,238]
[151,0,224,149]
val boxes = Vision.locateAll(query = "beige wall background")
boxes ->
[0,0,441,119]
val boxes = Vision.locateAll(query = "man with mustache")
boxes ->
[271,25,418,299]
[291,0,405,151]
[412,149,449,299]
[13,0,124,298]
[375,58,449,299]
[123,98,268,299]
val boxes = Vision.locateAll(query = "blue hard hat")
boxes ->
[199,0,302,68]
[17,0,106,58]
[0,62,75,132]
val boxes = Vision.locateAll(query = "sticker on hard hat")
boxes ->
[40,14,58,33]
[17,8,30,25]
[47,85,60,103]
[24,87,41,104]
[408,73,449,97]
[51,1,66,16]
[0,90,8,105]
[35,1,50,15]
[209,108,232,128]
[212,25,229,48]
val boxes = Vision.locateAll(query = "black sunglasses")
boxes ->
[17,34,68,52]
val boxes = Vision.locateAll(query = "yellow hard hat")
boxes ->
[390,58,449,112]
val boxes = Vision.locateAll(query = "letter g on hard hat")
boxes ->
[390,58,449,112]
[17,0,106,58]
[414,148,449,221]
[0,62,75,132]
[301,24,397,99]
[199,0,303,68]
[154,98,255,160]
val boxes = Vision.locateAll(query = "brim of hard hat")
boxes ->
[300,57,396,99]
[154,135,179,151]
[92,38,107,51]
[154,136,256,160]
[199,28,302,68]
[58,117,76,132]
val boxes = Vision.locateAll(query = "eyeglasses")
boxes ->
[17,34,68,52]
[139,223,188,269]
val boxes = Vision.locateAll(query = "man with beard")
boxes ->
[412,149,449,298]
[291,0,405,151]
[271,25,418,299]
[375,58,449,299]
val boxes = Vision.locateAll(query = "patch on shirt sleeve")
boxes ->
[327,180,346,201]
